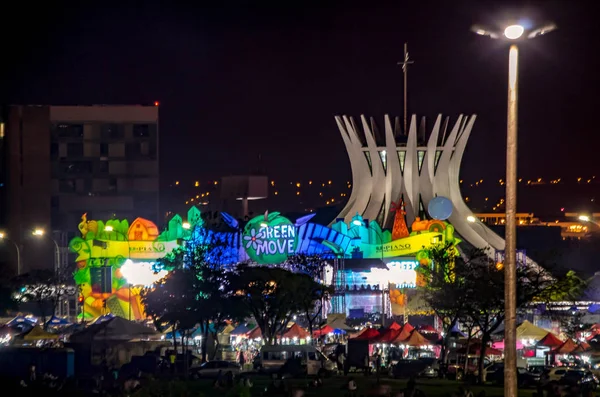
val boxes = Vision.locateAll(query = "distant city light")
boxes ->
[32,229,44,236]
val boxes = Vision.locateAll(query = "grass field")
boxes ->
[133,376,539,397]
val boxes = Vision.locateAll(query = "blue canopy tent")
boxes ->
[46,316,72,328]
[6,315,36,332]
[90,313,115,324]
[450,323,467,338]
[230,323,252,336]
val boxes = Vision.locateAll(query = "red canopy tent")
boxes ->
[571,342,592,353]
[403,330,431,347]
[375,328,401,343]
[551,339,578,355]
[282,324,310,339]
[390,323,415,344]
[247,327,262,339]
[536,332,563,348]
[456,344,502,356]
[353,327,380,341]
[389,322,402,331]
[418,325,437,333]
[313,325,334,337]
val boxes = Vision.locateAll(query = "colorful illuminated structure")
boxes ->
[70,204,456,319]
[70,207,203,320]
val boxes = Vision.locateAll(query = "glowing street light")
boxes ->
[503,25,525,40]
[32,228,44,236]
[579,215,600,230]
[182,222,191,230]
[472,19,556,397]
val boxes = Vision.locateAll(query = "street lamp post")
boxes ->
[33,228,63,316]
[472,21,556,397]
[0,233,21,275]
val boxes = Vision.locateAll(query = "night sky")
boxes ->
[2,1,598,201]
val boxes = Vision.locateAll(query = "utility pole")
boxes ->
[398,43,414,135]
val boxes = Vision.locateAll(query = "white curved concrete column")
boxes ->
[333,113,521,260]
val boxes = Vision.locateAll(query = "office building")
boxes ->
[0,105,159,274]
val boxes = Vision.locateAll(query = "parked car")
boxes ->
[485,363,541,387]
[540,367,582,386]
[258,345,337,376]
[559,370,599,389]
[189,361,241,379]
[390,359,439,379]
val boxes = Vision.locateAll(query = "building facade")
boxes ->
[1,105,159,274]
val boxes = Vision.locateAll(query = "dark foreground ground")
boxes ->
[129,376,538,397]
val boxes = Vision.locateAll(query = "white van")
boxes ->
[259,345,337,376]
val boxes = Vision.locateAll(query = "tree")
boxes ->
[142,230,248,365]
[417,242,469,366]
[142,266,197,352]
[419,243,585,383]
[12,268,76,325]
[229,265,319,345]
[295,272,333,340]
[283,254,334,338]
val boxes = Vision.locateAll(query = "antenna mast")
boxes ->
[398,42,414,135]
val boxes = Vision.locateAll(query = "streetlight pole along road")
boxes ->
[472,21,556,397]
[0,232,21,275]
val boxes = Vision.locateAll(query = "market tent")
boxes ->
[90,313,115,325]
[6,315,36,333]
[516,320,549,341]
[221,324,235,334]
[282,324,310,339]
[21,325,59,341]
[247,327,262,339]
[327,318,353,331]
[376,328,401,343]
[403,330,431,347]
[418,325,436,333]
[353,327,380,341]
[571,342,592,353]
[492,340,524,350]
[6,315,37,327]
[456,344,502,356]
[449,323,466,338]
[313,325,334,337]
[46,316,72,328]
[536,332,564,348]
[389,321,402,331]
[390,323,415,343]
[230,323,252,335]
[551,339,578,355]
[70,317,159,343]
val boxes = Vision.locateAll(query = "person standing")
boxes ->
[239,350,246,371]
[364,353,371,376]
[169,351,177,375]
